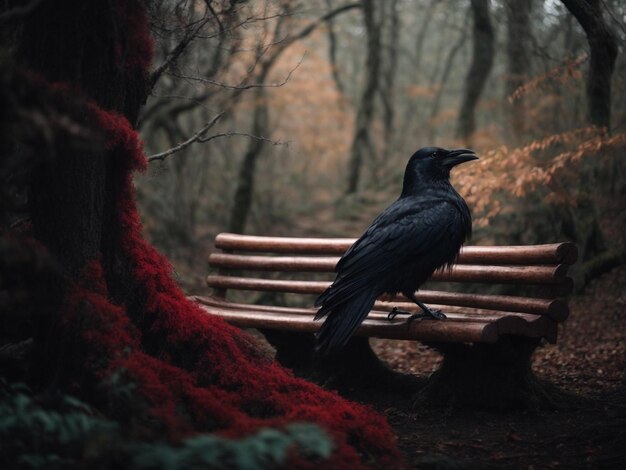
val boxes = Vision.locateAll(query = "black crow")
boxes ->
[314,147,478,355]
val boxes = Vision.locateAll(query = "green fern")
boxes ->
[0,379,333,469]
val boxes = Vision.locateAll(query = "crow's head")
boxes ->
[402,147,478,194]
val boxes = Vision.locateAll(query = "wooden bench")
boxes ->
[193,232,578,408]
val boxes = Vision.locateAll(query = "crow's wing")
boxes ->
[315,198,460,312]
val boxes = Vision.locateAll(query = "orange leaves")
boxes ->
[455,127,625,225]
[508,54,588,103]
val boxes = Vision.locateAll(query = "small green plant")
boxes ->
[0,379,333,469]
[131,423,333,469]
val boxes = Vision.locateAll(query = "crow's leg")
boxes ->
[387,293,447,321]
[403,292,447,321]
[403,292,446,320]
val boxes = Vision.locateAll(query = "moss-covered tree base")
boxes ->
[415,336,582,411]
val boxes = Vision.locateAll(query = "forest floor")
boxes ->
[340,264,626,469]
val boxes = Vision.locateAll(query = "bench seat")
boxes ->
[194,295,558,344]
[194,233,578,346]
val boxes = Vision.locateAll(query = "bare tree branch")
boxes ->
[284,2,361,47]
[194,13,292,40]
[147,113,287,163]
[197,132,286,146]
[168,53,305,90]
[147,112,225,162]
[204,0,224,34]
[149,11,213,89]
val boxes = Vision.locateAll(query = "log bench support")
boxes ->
[194,233,578,409]
[417,336,574,410]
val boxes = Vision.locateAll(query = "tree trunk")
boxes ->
[345,0,382,194]
[395,0,439,150]
[325,0,346,98]
[413,0,439,72]
[229,87,268,234]
[505,0,533,143]
[428,26,468,143]
[18,1,150,309]
[456,0,494,145]
[379,0,399,147]
[558,1,617,278]
[561,0,618,130]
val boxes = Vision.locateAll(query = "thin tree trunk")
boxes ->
[505,0,533,143]
[558,1,617,268]
[379,0,399,146]
[561,0,618,130]
[229,86,268,234]
[396,0,439,149]
[346,0,382,194]
[325,0,345,97]
[414,0,439,72]
[456,0,494,145]
[428,26,468,143]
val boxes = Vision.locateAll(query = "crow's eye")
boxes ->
[430,152,438,159]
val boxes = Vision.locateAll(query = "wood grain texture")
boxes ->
[205,276,569,320]
[193,295,558,344]
[208,253,570,284]
[214,233,578,265]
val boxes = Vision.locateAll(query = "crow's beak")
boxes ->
[440,148,479,168]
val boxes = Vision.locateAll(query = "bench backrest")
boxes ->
[207,233,578,325]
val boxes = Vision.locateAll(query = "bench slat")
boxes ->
[205,276,568,320]
[199,291,569,322]
[208,253,570,284]
[194,296,558,344]
[214,233,578,265]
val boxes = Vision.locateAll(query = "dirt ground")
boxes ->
[353,265,626,469]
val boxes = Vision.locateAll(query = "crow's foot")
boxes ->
[387,306,446,322]
[387,307,412,320]
[405,309,445,327]
[420,306,447,320]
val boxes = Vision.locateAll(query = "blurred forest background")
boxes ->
[137,0,626,293]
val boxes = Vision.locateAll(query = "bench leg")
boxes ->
[415,336,577,410]
[260,330,421,392]
[314,337,423,391]
[258,329,316,374]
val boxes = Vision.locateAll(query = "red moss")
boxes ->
[43,1,403,468]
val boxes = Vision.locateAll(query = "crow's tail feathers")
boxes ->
[314,292,376,356]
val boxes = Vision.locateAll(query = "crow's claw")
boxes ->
[387,307,399,321]
[387,307,413,321]
[426,308,447,320]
